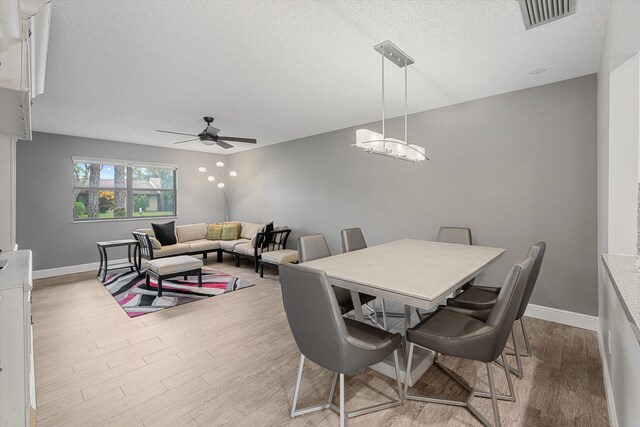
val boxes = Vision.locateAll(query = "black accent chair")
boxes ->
[279,263,403,426]
[447,242,546,378]
[233,228,292,272]
[299,234,379,326]
[404,251,536,427]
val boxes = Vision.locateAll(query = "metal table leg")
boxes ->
[350,290,364,321]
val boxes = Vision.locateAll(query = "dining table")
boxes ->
[299,239,505,386]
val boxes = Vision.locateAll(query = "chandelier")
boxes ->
[354,40,428,163]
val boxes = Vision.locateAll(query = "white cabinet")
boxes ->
[0,250,34,427]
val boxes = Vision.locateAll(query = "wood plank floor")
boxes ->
[32,256,609,426]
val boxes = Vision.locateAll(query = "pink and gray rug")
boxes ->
[101,268,253,317]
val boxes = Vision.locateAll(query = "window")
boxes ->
[73,158,176,221]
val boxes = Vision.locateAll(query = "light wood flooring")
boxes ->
[32,256,609,426]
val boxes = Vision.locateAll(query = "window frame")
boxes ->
[72,157,178,223]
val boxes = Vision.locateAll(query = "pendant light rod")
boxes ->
[381,47,385,139]
[404,61,408,144]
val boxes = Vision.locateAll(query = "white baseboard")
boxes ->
[33,258,130,279]
[524,303,599,331]
[597,328,619,427]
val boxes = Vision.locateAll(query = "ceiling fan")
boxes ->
[156,117,257,149]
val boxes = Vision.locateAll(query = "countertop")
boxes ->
[602,253,640,343]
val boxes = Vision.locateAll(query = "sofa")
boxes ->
[132,221,291,272]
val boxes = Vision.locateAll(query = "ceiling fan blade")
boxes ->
[218,136,257,144]
[205,126,221,137]
[156,130,198,137]
[216,140,234,149]
[173,138,200,144]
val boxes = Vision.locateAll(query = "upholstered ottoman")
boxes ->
[259,249,298,277]
[145,255,203,297]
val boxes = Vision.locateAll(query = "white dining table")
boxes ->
[300,239,505,385]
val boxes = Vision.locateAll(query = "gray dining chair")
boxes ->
[412,226,475,322]
[299,234,380,327]
[437,226,473,246]
[340,228,388,329]
[447,242,546,378]
[438,226,474,289]
[279,263,404,426]
[404,251,536,427]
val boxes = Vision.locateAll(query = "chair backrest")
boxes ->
[279,263,351,372]
[516,241,546,320]
[341,228,367,253]
[132,232,153,259]
[437,227,472,245]
[257,229,292,252]
[298,234,331,263]
[484,250,536,359]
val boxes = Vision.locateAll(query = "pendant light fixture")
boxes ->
[354,40,428,162]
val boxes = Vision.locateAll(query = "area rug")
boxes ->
[101,268,254,317]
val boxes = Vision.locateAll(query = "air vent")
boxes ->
[518,0,575,30]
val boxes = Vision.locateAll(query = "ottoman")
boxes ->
[145,255,203,297]
[260,249,298,277]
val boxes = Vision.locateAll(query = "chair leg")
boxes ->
[291,354,305,417]
[521,318,532,356]
[260,263,264,278]
[506,317,532,358]
[292,352,401,423]
[290,354,338,418]
[339,373,346,427]
[329,373,338,405]
[197,270,202,288]
[393,350,403,404]
[235,255,240,267]
[382,300,388,330]
[405,342,512,426]
[497,326,524,378]
[511,326,524,378]
[501,352,516,402]
[486,363,501,427]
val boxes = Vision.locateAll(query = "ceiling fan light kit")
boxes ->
[354,40,428,163]
[156,117,257,149]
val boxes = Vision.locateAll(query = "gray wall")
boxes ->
[228,74,598,316]
[16,133,227,270]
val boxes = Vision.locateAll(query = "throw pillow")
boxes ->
[149,236,162,249]
[261,221,275,249]
[152,221,177,246]
[207,223,223,240]
[221,222,241,240]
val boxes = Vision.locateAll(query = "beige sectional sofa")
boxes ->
[132,221,289,271]
[135,223,217,259]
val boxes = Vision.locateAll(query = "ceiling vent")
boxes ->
[518,0,575,30]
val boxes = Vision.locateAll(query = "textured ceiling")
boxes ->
[32,0,610,153]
